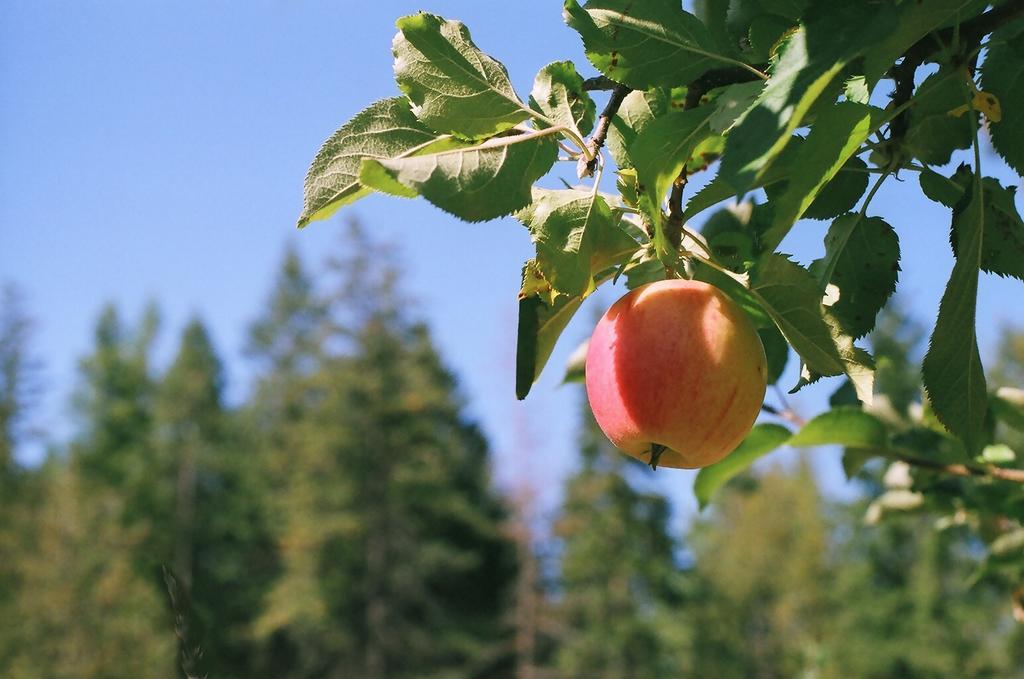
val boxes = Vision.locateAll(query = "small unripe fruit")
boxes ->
[585,279,767,469]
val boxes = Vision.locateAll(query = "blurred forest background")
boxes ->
[2,223,1023,679]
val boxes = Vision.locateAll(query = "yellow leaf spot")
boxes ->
[949,88,1002,122]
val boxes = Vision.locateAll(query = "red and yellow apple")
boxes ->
[585,279,767,469]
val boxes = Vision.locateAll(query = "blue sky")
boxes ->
[2,1,1022,520]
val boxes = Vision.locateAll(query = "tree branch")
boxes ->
[901,0,1024,71]
[886,3,1022,164]
[891,452,1024,484]
[578,82,631,178]
[582,75,620,91]
[761,390,1024,484]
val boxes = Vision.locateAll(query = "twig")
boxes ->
[583,64,768,94]
[888,2,1024,141]
[760,392,1024,485]
[665,77,720,248]
[890,451,1024,484]
[578,82,631,178]
[582,75,619,91]
[901,1,1024,70]
[688,64,768,95]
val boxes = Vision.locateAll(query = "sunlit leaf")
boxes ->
[516,189,618,297]
[393,13,533,139]
[789,406,888,448]
[360,130,558,222]
[297,98,439,228]
[606,89,667,170]
[530,61,596,137]
[719,4,894,192]
[563,0,740,89]
[761,102,877,251]
[631,107,715,258]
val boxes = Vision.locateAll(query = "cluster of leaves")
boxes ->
[298,2,1024,500]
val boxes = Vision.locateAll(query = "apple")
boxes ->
[585,279,767,469]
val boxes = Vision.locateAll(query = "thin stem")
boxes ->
[579,83,631,178]
[687,250,745,283]
[883,449,1024,484]
[558,140,582,157]
[760,402,1024,484]
[680,224,714,260]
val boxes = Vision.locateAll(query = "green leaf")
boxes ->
[951,179,1024,282]
[606,89,667,170]
[750,255,847,378]
[863,0,989,84]
[762,102,877,251]
[630,107,715,257]
[694,424,792,509]
[918,165,1024,281]
[682,144,796,221]
[923,166,1024,281]
[795,317,876,404]
[516,189,618,297]
[632,107,715,209]
[842,448,876,479]
[359,130,558,222]
[393,13,533,139]
[765,157,870,221]
[515,266,585,400]
[812,215,900,339]
[563,0,744,89]
[749,255,874,402]
[756,0,806,22]
[789,406,888,448]
[981,21,1024,175]
[747,14,795,63]
[708,81,764,134]
[622,248,667,290]
[719,4,894,192]
[530,61,596,137]
[919,166,965,207]
[802,158,871,220]
[903,69,973,166]
[297,97,439,228]
[759,325,789,385]
[590,215,641,272]
[923,182,988,454]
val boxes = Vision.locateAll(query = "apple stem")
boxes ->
[648,444,668,471]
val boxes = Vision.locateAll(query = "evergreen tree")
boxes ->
[253,228,518,678]
[828,510,1015,678]
[72,303,159,489]
[154,318,277,678]
[4,461,175,679]
[0,284,38,481]
[3,301,173,678]
[553,399,689,678]
[246,247,336,675]
[0,284,40,670]
[688,463,831,679]
[826,305,1018,677]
